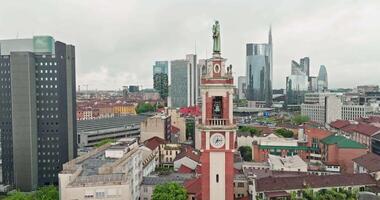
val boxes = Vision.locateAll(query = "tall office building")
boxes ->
[317,65,328,92]
[291,57,309,76]
[246,28,273,107]
[153,61,169,100]
[196,59,207,105]
[0,36,76,191]
[300,57,310,77]
[169,54,197,108]
[238,76,247,100]
[187,54,197,106]
[286,57,310,105]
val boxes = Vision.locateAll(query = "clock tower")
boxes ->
[198,21,236,200]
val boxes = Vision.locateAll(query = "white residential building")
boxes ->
[59,138,143,200]
[302,92,375,124]
[268,154,307,172]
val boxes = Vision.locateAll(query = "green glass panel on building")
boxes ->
[33,36,55,54]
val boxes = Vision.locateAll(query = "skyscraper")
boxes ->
[238,76,247,100]
[187,54,197,106]
[318,65,328,91]
[169,54,197,108]
[286,57,310,105]
[246,27,273,107]
[0,36,76,191]
[153,61,169,100]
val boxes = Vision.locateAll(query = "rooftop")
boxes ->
[256,174,376,192]
[77,115,147,133]
[320,134,367,149]
[142,173,193,185]
[353,153,380,172]
[268,155,307,170]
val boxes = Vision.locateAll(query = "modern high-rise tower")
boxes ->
[318,65,328,92]
[153,61,169,100]
[169,54,197,108]
[246,27,273,107]
[198,21,236,200]
[0,36,77,191]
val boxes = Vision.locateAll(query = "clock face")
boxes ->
[210,133,225,148]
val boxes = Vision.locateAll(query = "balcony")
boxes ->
[206,118,228,126]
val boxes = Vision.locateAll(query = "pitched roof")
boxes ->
[144,136,167,150]
[256,174,376,192]
[353,123,380,136]
[353,153,380,172]
[330,120,351,129]
[341,124,357,133]
[174,147,200,163]
[320,134,367,149]
[184,178,202,195]
[177,165,194,174]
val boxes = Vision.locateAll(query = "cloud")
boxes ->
[1,0,379,89]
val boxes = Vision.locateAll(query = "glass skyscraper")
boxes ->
[153,61,169,100]
[246,28,273,107]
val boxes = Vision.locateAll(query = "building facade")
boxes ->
[140,114,171,142]
[237,76,246,100]
[153,61,169,100]
[317,65,328,91]
[0,36,76,191]
[59,139,142,200]
[245,28,273,107]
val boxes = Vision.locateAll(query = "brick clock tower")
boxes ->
[199,20,236,200]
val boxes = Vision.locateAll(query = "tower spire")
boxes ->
[268,25,272,45]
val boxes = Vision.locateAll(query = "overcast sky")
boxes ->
[1,0,379,90]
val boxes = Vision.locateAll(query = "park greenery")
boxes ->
[238,146,252,161]
[152,182,188,200]
[238,126,261,136]
[292,115,310,125]
[94,138,115,147]
[4,185,58,200]
[135,102,156,114]
[275,128,294,138]
[292,188,359,200]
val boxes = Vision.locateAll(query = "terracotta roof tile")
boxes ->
[353,153,380,172]
[256,174,376,192]
[144,136,167,150]
[330,120,351,129]
[184,178,202,195]
[353,123,380,136]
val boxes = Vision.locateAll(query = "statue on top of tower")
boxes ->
[212,20,221,53]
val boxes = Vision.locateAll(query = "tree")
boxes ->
[275,128,294,138]
[35,185,58,200]
[152,182,187,200]
[238,146,252,161]
[95,138,115,147]
[238,126,260,136]
[4,192,31,200]
[292,115,310,125]
[4,186,58,200]
[135,102,156,114]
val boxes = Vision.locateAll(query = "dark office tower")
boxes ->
[153,61,169,100]
[246,27,273,107]
[300,57,310,77]
[0,36,77,191]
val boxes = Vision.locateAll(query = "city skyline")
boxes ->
[1,0,379,90]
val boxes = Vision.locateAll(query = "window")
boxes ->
[216,174,219,183]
